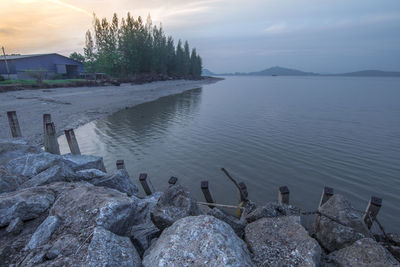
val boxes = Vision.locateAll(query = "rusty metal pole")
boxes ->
[168,176,178,186]
[43,114,51,148]
[64,128,81,155]
[45,122,60,154]
[319,186,334,207]
[139,173,154,196]
[201,181,215,208]
[363,196,382,229]
[116,160,125,170]
[278,186,290,205]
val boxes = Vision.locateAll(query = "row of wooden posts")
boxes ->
[7,111,81,155]
[7,111,382,230]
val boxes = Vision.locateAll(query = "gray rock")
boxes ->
[246,201,300,223]
[25,216,60,250]
[6,152,61,177]
[6,217,24,235]
[0,139,41,166]
[151,185,200,230]
[86,226,141,267]
[143,215,254,267]
[75,169,106,181]
[314,194,370,252]
[45,234,78,260]
[19,162,76,189]
[0,187,55,227]
[62,153,106,172]
[0,166,25,194]
[93,169,138,196]
[129,222,160,256]
[325,238,399,266]
[207,207,246,238]
[245,216,321,267]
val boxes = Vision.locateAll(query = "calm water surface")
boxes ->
[59,76,400,231]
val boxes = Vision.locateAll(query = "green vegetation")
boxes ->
[70,13,202,79]
[0,79,86,85]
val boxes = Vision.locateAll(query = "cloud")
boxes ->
[264,22,288,34]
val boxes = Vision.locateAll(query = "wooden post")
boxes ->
[278,186,290,205]
[45,122,60,155]
[64,129,81,155]
[139,173,154,196]
[116,160,125,170]
[7,111,22,138]
[238,182,248,202]
[168,176,178,186]
[319,186,334,207]
[43,114,51,148]
[201,181,215,208]
[363,196,382,229]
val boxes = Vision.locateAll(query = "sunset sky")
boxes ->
[1,0,399,73]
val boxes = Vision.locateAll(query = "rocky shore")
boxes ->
[1,139,400,266]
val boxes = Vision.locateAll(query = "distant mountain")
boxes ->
[206,66,400,77]
[202,68,216,76]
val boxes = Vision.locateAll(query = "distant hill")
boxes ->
[206,66,400,77]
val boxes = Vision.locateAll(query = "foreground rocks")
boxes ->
[143,215,254,267]
[1,139,399,266]
[245,216,321,266]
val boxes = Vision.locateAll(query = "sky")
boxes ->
[0,0,399,73]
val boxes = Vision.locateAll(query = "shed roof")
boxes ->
[0,54,53,60]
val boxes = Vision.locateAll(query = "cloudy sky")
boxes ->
[1,0,399,73]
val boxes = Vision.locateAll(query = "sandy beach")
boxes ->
[0,78,221,144]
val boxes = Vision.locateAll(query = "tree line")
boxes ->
[70,13,202,79]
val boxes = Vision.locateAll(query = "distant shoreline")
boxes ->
[0,77,223,145]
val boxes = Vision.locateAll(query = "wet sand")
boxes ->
[0,78,221,144]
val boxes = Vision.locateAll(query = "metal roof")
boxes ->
[0,54,53,60]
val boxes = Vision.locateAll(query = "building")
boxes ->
[0,53,84,79]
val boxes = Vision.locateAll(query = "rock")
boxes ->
[143,215,254,267]
[45,234,78,260]
[0,139,41,166]
[0,187,55,227]
[25,215,60,250]
[207,207,246,238]
[75,169,106,181]
[129,222,160,256]
[325,238,399,266]
[245,201,300,223]
[93,169,138,196]
[6,152,61,177]
[0,166,25,194]
[245,216,321,267]
[314,194,370,252]
[6,217,24,235]
[19,162,76,189]
[387,245,400,262]
[86,226,141,267]
[62,153,106,172]
[151,185,200,230]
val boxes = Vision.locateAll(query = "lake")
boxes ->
[59,76,400,232]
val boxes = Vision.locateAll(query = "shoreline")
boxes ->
[0,77,222,145]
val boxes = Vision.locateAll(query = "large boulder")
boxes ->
[18,162,76,189]
[325,238,399,266]
[245,216,321,266]
[0,187,55,227]
[25,216,60,251]
[93,169,139,196]
[0,139,41,166]
[86,226,141,267]
[143,215,254,267]
[314,194,370,252]
[245,201,300,223]
[206,207,246,238]
[0,166,26,194]
[6,152,61,177]
[151,185,200,230]
[61,153,106,172]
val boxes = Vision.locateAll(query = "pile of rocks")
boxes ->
[1,139,399,266]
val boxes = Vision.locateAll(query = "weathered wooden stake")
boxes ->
[278,186,290,205]
[201,181,215,208]
[45,122,60,155]
[116,160,125,170]
[139,173,154,195]
[363,196,382,229]
[168,176,178,186]
[7,111,22,138]
[64,129,81,155]
[43,114,51,148]
[238,182,248,202]
[319,186,334,207]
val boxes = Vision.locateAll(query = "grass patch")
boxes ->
[0,79,86,85]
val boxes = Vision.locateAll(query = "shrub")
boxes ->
[23,69,47,84]
[0,74,5,81]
